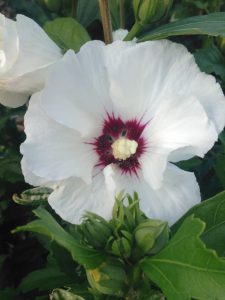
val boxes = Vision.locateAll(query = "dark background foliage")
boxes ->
[1,0,225,299]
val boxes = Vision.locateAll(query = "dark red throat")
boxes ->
[92,114,148,176]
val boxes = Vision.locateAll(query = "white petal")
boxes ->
[140,94,217,188]
[106,41,171,121]
[2,64,55,94]
[21,92,97,184]
[41,42,112,137]
[151,40,225,133]
[111,163,200,225]
[0,89,27,107]
[103,164,117,192]
[141,164,200,225]
[0,14,19,72]
[10,14,61,76]
[140,151,168,190]
[105,40,134,74]
[149,95,218,158]
[0,65,54,107]
[48,172,116,224]
[21,157,50,186]
[106,40,225,133]
[41,41,134,137]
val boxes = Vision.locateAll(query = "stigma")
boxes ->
[111,137,138,160]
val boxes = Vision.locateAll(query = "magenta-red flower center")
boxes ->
[93,114,147,175]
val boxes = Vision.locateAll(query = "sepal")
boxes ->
[79,212,113,249]
[134,219,169,257]
[86,258,128,297]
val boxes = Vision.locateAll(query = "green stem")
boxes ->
[98,0,113,44]
[119,0,125,29]
[124,21,142,41]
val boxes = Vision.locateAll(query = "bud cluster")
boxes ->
[78,193,170,298]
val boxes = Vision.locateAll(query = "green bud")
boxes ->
[44,0,61,12]
[134,219,169,257]
[86,258,127,297]
[80,213,112,249]
[133,0,173,25]
[111,236,131,258]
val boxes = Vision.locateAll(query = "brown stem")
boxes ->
[98,0,113,44]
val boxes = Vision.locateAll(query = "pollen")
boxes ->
[111,137,138,160]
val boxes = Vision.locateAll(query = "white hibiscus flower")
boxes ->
[0,13,62,108]
[21,40,225,225]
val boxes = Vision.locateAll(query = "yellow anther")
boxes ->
[111,137,138,160]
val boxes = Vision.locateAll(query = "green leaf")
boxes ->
[76,0,124,29]
[175,156,202,171]
[44,17,90,53]
[194,43,225,81]
[191,0,208,10]
[35,296,49,300]
[13,207,105,269]
[172,191,225,256]
[7,0,49,25]
[64,284,93,300]
[141,216,225,300]
[214,154,225,189]
[50,289,85,300]
[139,12,225,41]
[76,0,99,27]
[0,288,17,300]
[49,242,81,278]
[18,267,74,292]
[219,130,225,147]
[0,151,23,183]
[109,0,120,30]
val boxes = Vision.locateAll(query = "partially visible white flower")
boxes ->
[0,13,62,107]
[113,29,137,42]
[113,29,128,41]
[21,40,225,225]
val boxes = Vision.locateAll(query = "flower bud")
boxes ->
[111,236,131,258]
[80,213,112,249]
[134,219,169,257]
[86,258,127,297]
[133,0,173,25]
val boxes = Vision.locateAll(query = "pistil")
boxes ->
[111,137,138,160]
